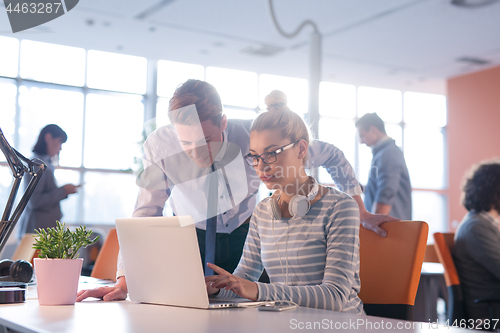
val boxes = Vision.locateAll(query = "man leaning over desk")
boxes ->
[76,80,398,302]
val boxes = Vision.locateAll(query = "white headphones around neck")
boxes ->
[269,177,319,220]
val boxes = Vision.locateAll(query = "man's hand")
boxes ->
[352,194,399,237]
[204,263,258,301]
[360,211,400,238]
[76,277,128,302]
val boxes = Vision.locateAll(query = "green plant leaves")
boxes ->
[32,221,99,259]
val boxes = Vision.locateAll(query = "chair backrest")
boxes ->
[91,228,119,281]
[433,232,465,321]
[433,233,460,287]
[12,233,37,262]
[359,221,429,320]
[423,244,440,263]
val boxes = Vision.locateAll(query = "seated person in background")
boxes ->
[453,159,500,322]
[205,105,364,313]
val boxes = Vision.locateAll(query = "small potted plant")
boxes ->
[33,221,98,305]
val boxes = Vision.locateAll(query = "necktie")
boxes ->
[205,163,217,276]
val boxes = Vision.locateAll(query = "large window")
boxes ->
[0,40,146,225]
[84,93,143,170]
[0,37,19,78]
[0,79,17,210]
[0,37,448,234]
[0,166,14,216]
[20,40,85,87]
[157,60,204,99]
[207,67,258,109]
[319,85,448,235]
[156,60,205,129]
[87,50,147,94]
[17,84,84,167]
[0,80,17,161]
[259,74,308,115]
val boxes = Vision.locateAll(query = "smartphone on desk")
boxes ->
[257,301,297,311]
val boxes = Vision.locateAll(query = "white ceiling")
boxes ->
[2,0,500,95]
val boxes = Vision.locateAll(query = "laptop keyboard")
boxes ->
[209,298,236,304]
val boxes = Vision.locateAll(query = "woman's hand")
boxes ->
[205,280,220,296]
[204,263,258,301]
[76,277,128,302]
[63,184,80,195]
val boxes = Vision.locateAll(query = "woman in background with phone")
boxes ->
[205,106,363,313]
[18,124,80,237]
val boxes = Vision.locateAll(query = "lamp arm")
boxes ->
[0,127,46,254]
[0,130,25,179]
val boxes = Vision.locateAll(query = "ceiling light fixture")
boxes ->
[136,0,176,20]
[240,44,284,57]
[456,56,491,65]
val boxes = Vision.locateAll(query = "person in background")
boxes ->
[355,113,412,220]
[76,80,395,302]
[453,160,500,323]
[18,124,80,237]
[205,105,363,312]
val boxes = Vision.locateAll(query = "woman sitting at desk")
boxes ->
[205,106,363,313]
[453,160,500,322]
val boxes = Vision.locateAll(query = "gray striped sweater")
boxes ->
[218,187,364,313]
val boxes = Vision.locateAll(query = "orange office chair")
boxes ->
[359,221,429,320]
[433,232,464,321]
[423,244,440,263]
[433,232,500,324]
[11,233,37,262]
[90,228,119,281]
[413,243,448,322]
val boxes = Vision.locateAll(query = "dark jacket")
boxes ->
[18,154,67,237]
[453,211,500,320]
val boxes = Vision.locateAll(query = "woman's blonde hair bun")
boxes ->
[264,90,288,111]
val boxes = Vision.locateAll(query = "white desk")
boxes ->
[0,283,467,333]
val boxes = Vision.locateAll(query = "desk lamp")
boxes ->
[0,127,46,303]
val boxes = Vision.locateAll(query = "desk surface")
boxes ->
[421,262,445,275]
[0,282,465,333]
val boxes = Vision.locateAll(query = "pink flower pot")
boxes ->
[34,258,83,305]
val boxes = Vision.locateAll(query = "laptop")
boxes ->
[115,216,270,309]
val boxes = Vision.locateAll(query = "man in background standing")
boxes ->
[356,113,412,220]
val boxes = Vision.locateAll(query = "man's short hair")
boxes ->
[462,160,500,213]
[355,113,386,134]
[168,79,223,126]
